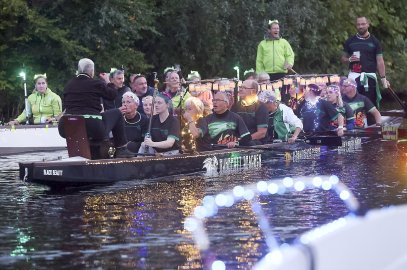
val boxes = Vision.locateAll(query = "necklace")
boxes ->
[356,32,370,40]
[124,112,141,125]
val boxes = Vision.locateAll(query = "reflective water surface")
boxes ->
[1,139,407,269]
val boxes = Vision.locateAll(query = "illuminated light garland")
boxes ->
[184,175,360,270]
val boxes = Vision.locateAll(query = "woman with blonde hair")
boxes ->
[142,95,154,117]
[325,84,355,130]
[182,97,205,153]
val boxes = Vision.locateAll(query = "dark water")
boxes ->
[1,140,407,270]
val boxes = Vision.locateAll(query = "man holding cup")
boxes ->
[341,16,389,122]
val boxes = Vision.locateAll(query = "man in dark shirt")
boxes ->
[341,16,390,113]
[187,92,251,151]
[130,74,154,115]
[58,58,134,158]
[103,69,131,110]
[341,78,382,128]
[231,79,268,144]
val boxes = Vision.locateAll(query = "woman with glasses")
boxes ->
[325,85,355,130]
[187,92,251,151]
[8,73,62,125]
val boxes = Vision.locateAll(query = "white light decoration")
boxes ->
[212,260,226,270]
[257,181,268,192]
[184,217,198,232]
[312,176,323,187]
[294,181,305,191]
[264,250,283,265]
[340,190,350,200]
[233,185,245,197]
[321,181,332,190]
[282,177,294,187]
[215,194,228,207]
[185,175,360,269]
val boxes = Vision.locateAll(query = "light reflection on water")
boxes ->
[0,141,406,269]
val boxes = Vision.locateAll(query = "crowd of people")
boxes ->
[7,16,388,159]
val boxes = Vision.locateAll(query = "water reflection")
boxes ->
[0,140,406,269]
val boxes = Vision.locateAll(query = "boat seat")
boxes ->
[62,115,112,159]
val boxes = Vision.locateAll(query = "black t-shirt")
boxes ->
[329,103,354,129]
[343,92,375,128]
[197,110,250,151]
[343,35,383,73]
[124,112,149,143]
[63,74,117,115]
[150,114,180,152]
[299,99,339,132]
[231,101,268,134]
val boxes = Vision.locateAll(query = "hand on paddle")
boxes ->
[226,141,238,148]
[7,120,19,126]
[287,135,298,144]
[144,137,155,147]
[381,77,390,89]
[337,128,344,137]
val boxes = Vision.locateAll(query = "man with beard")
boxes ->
[341,16,389,119]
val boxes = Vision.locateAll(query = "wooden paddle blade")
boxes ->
[305,136,342,146]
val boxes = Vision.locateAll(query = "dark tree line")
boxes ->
[1,0,406,121]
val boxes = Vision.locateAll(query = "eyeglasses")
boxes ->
[213,99,227,103]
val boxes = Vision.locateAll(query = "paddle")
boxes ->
[301,136,342,146]
[386,86,407,116]
[211,135,343,151]
[210,144,287,157]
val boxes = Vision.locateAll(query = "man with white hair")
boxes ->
[58,58,134,158]
[187,91,251,151]
[258,90,303,143]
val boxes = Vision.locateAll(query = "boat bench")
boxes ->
[62,115,112,159]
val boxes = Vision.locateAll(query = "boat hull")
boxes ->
[19,142,317,188]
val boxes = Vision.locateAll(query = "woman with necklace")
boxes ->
[138,94,180,155]
[121,92,149,152]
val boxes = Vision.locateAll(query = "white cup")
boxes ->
[353,51,360,58]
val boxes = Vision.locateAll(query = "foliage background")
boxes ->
[1,0,406,121]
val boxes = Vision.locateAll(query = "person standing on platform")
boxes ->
[256,19,295,104]
[341,16,390,115]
